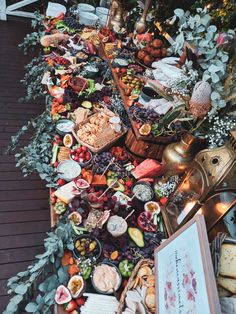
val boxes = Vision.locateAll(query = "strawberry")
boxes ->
[114,67,120,74]
[120,68,127,74]
[65,300,77,312]
[81,146,87,152]
[76,297,85,306]
[57,179,66,186]
[57,96,64,104]
[159,197,168,205]
[125,180,133,188]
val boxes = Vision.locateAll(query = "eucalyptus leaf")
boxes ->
[7,276,19,286]
[58,267,69,284]
[17,270,29,277]
[208,25,217,33]
[25,302,38,313]
[174,8,184,18]
[14,283,28,295]
[44,289,56,305]
[212,73,219,83]
[211,91,220,100]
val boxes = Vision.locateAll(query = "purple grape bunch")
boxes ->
[129,105,160,123]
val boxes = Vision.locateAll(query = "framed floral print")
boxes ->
[154,214,220,314]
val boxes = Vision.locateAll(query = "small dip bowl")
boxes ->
[57,160,81,182]
[84,65,100,78]
[132,182,154,202]
[91,262,122,295]
[55,119,75,137]
[140,86,161,102]
[112,58,129,68]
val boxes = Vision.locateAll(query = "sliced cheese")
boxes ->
[217,276,236,294]
[219,244,236,279]
[54,181,77,204]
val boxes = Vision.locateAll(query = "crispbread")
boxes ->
[217,284,232,298]
[219,244,236,279]
[217,275,236,294]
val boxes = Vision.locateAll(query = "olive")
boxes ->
[89,242,97,251]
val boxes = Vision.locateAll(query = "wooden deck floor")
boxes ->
[0,17,50,312]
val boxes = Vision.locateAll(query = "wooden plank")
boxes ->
[0,296,9,314]
[0,189,48,201]
[0,246,43,264]
[0,260,35,280]
[0,172,42,181]
[0,232,46,250]
[0,221,50,236]
[0,180,45,190]
[0,279,8,296]
[0,199,48,211]
[0,210,49,224]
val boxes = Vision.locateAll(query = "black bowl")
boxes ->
[140,86,161,102]
[132,181,154,202]
[74,234,102,260]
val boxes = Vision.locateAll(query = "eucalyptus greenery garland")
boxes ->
[3,220,74,314]
[6,105,60,188]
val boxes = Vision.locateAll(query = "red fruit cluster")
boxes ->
[70,146,91,163]
[55,56,68,65]
[110,146,129,162]
[64,297,85,313]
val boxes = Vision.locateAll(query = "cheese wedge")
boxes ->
[54,181,77,204]
[219,244,236,279]
[217,276,236,294]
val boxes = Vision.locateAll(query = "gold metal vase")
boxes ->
[160,132,206,182]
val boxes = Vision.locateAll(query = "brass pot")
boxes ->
[160,132,206,182]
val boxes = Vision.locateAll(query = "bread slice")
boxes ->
[217,276,236,294]
[219,244,236,279]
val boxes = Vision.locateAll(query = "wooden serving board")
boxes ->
[99,43,177,145]
[125,128,166,161]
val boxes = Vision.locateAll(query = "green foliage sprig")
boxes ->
[3,220,74,314]
[18,11,45,54]
[6,107,59,187]
[171,8,235,114]
[19,55,49,102]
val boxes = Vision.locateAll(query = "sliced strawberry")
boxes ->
[64,300,77,312]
